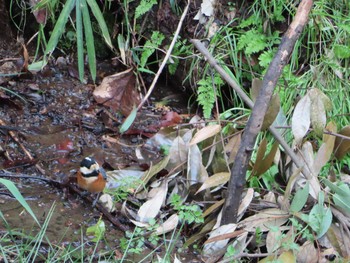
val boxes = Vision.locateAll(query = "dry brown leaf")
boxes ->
[195,172,230,194]
[202,224,237,256]
[93,68,140,116]
[333,125,350,160]
[166,136,188,172]
[238,208,289,232]
[250,78,263,102]
[277,250,296,263]
[251,140,279,177]
[310,93,327,137]
[251,138,267,176]
[190,124,221,145]
[203,199,225,218]
[187,144,204,185]
[224,133,241,164]
[292,94,311,145]
[313,122,336,175]
[266,229,282,253]
[297,241,318,263]
[155,214,179,235]
[237,188,254,217]
[137,179,168,222]
[184,219,216,247]
[262,93,280,131]
[139,154,170,191]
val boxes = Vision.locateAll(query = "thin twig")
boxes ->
[137,1,190,111]
[192,0,314,224]
[0,120,45,174]
[190,40,312,180]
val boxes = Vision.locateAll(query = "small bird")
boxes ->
[77,157,107,205]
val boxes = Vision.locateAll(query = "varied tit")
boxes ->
[77,157,107,194]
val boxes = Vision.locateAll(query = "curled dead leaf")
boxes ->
[292,94,311,145]
[333,125,350,160]
[190,124,221,145]
[93,68,140,116]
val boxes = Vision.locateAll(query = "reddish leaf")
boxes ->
[56,138,74,164]
[93,68,140,116]
[30,0,47,24]
[160,111,182,127]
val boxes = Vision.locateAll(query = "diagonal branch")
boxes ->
[192,0,313,224]
[221,0,313,224]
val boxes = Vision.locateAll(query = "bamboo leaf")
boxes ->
[0,179,41,227]
[81,0,96,82]
[86,0,114,50]
[44,0,75,55]
[76,0,85,82]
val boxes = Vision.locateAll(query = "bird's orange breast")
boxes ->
[77,172,106,193]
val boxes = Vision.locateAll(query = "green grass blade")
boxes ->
[81,0,96,82]
[119,106,138,133]
[86,0,114,50]
[76,0,85,82]
[0,179,40,227]
[44,0,76,55]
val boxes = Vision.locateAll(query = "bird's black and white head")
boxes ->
[80,157,100,177]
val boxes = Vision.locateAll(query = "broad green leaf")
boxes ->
[323,179,350,197]
[290,182,309,213]
[190,124,221,145]
[28,60,47,72]
[309,203,332,238]
[76,0,85,82]
[0,179,40,227]
[86,0,114,50]
[333,191,350,214]
[44,0,75,54]
[292,95,311,144]
[86,219,106,242]
[119,106,138,133]
[81,0,96,82]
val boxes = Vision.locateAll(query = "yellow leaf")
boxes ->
[190,124,221,145]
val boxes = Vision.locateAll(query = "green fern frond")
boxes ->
[135,0,157,20]
[197,75,223,119]
[140,31,165,68]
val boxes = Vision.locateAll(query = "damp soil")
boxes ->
[0,40,197,260]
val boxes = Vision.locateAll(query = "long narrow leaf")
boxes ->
[86,0,114,50]
[0,179,40,227]
[81,0,96,82]
[44,0,76,55]
[76,0,85,82]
